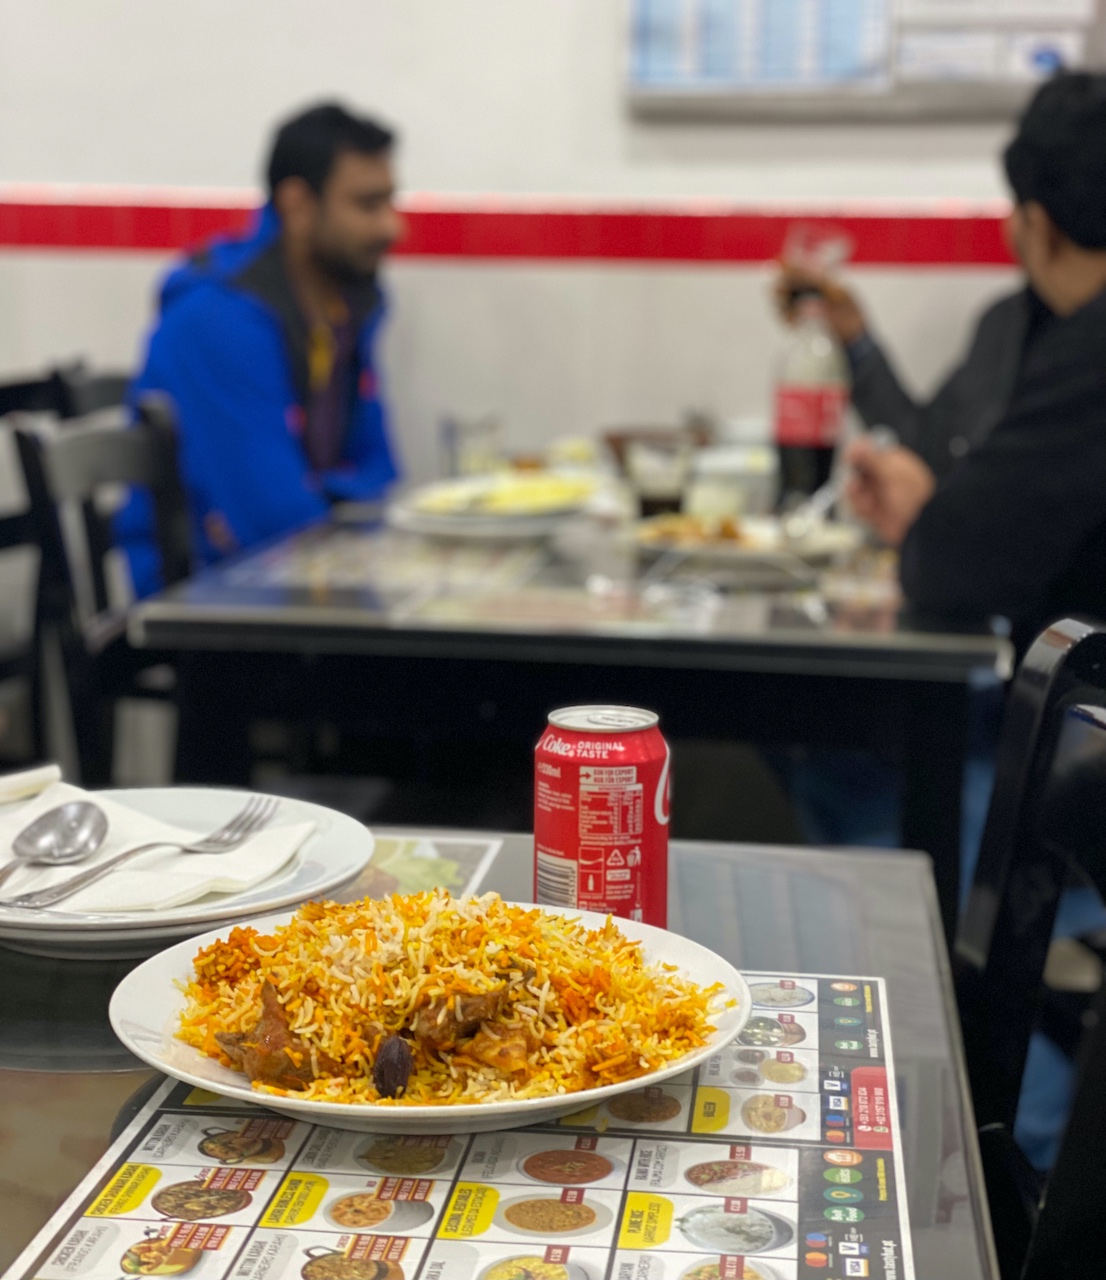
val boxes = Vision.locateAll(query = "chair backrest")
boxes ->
[955,616,1106,1279]
[0,508,39,558]
[0,488,46,665]
[15,394,193,617]
[0,472,48,763]
[0,375,58,417]
[54,365,132,419]
[0,502,44,642]
[0,363,131,420]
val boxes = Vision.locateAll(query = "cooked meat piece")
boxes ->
[411,985,507,1052]
[468,1020,538,1075]
[247,981,312,1085]
[215,1030,248,1065]
[216,981,341,1090]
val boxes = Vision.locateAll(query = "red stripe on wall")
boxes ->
[0,199,1015,266]
[398,207,1013,265]
[0,202,254,252]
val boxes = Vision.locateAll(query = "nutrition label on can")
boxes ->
[575,768,644,916]
[579,767,643,843]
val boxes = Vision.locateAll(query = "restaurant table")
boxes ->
[129,521,1013,943]
[0,830,996,1279]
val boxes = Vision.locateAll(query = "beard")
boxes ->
[311,238,389,286]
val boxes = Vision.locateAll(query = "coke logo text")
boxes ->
[541,734,626,757]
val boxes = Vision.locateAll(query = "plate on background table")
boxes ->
[0,788,374,959]
[388,472,598,540]
[635,514,863,565]
[410,473,597,518]
[388,502,569,541]
[110,905,751,1133]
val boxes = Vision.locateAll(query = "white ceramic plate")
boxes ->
[388,473,598,541]
[409,474,596,518]
[110,904,751,1134]
[636,515,863,565]
[0,788,374,959]
[387,501,570,542]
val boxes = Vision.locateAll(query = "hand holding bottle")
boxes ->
[774,259,868,346]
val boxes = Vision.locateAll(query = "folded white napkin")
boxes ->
[0,764,63,806]
[0,782,315,913]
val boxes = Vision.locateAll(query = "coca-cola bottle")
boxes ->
[773,289,849,505]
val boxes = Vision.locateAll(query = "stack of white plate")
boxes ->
[0,788,375,960]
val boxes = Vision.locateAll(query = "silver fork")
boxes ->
[2,795,280,910]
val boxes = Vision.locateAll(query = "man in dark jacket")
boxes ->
[849,75,1106,1169]
[776,268,1052,484]
[846,72,1106,650]
[118,103,403,595]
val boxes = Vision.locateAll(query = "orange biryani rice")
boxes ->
[178,890,726,1105]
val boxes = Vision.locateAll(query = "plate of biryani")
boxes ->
[110,890,749,1133]
[634,513,862,564]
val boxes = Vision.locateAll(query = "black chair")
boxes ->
[0,373,60,417]
[54,365,132,420]
[955,616,1106,1280]
[0,505,48,764]
[1,363,136,621]
[14,395,192,784]
[0,361,131,420]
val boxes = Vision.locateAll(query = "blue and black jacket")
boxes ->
[118,203,399,596]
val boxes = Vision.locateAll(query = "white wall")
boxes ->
[0,0,1018,199]
[0,0,1020,480]
[380,262,1014,475]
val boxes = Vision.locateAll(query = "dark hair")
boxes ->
[266,103,395,197]
[1004,72,1106,250]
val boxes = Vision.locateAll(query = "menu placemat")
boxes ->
[10,972,914,1280]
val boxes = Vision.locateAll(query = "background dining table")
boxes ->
[0,828,996,1279]
[129,517,1013,943]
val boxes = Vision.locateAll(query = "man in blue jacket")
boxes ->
[120,103,403,594]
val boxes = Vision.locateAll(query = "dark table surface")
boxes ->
[130,520,1011,683]
[0,829,995,1279]
[128,519,1014,944]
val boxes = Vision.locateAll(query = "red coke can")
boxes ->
[534,705,670,927]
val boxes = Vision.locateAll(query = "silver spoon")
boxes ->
[0,802,109,892]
